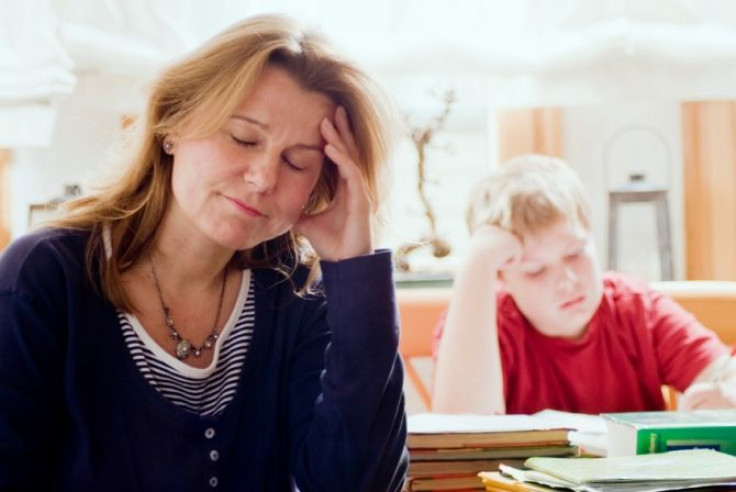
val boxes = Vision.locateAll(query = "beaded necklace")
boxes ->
[149,256,227,360]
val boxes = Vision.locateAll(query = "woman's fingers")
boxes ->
[321,106,360,163]
[320,115,367,203]
[323,142,361,184]
[334,106,358,154]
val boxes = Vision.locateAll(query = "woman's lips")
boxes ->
[226,196,265,217]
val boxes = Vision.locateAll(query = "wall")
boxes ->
[9,72,146,238]
[382,105,498,272]
[562,102,685,280]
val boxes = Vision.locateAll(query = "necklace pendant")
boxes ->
[176,339,192,359]
[149,255,227,362]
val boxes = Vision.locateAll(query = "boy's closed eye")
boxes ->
[565,250,582,260]
[521,263,547,277]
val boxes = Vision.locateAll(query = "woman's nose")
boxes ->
[244,153,278,193]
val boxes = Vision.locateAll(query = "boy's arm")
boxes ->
[432,224,521,414]
[644,287,734,410]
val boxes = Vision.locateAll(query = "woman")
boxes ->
[0,15,407,491]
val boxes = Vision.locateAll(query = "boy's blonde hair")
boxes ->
[466,154,590,238]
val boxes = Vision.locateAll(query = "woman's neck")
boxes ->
[150,211,235,291]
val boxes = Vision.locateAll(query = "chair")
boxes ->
[397,281,736,412]
[652,281,736,346]
[396,288,451,411]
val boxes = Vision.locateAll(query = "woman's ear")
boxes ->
[163,138,175,154]
[161,126,183,155]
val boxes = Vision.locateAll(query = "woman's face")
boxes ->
[168,66,335,251]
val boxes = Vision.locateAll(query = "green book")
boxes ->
[602,409,736,457]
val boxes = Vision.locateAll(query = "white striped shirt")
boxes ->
[119,270,254,416]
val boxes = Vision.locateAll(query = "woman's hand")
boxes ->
[294,106,373,262]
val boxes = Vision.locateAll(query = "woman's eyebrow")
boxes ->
[231,114,269,131]
[292,143,325,153]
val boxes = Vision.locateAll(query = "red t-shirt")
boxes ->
[433,272,728,414]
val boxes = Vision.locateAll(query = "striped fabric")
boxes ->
[119,274,254,416]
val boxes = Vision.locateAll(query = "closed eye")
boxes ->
[231,135,257,148]
[566,250,582,260]
[283,156,304,172]
[524,266,546,278]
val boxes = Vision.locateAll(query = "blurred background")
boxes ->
[3,0,736,282]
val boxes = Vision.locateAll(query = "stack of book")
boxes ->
[529,408,736,458]
[405,413,576,491]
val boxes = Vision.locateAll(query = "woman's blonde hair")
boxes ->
[51,14,397,311]
[466,154,590,238]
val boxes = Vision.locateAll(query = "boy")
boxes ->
[432,154,736,415]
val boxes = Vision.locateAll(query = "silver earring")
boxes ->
[163,140,174,154]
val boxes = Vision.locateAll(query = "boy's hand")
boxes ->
[678,381,736,410]
[467,224,523,272]
[434,222,515,414]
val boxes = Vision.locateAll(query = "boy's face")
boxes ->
[500,218,603,340]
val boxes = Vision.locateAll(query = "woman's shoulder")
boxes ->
[0,227,90,292]
[2,227,89,263]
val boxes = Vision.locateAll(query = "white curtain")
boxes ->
[53,0,191,74]
[2,0,736,146]
[0,1,74,146]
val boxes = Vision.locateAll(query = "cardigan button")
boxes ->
[209,449,220,462]
[204,427,215,439]
[209,476,219,488]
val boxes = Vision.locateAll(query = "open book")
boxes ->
[500,449,736,492]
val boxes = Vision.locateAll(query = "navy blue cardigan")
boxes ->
[0,229,407,491]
